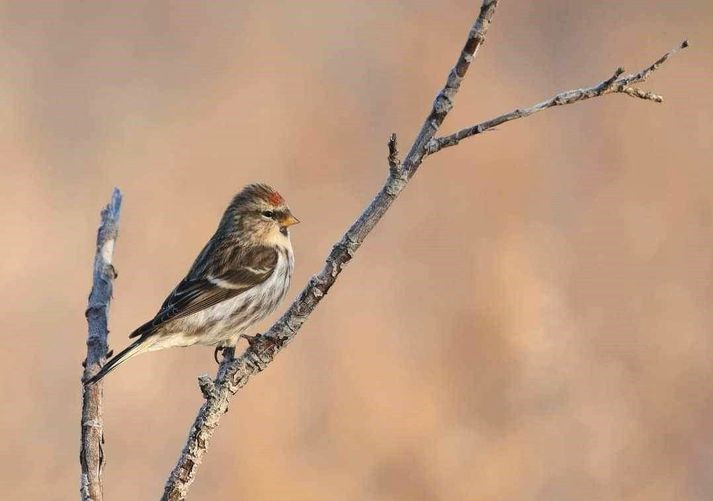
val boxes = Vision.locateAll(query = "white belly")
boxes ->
[148,246,294,351]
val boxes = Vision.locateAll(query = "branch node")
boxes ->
[424,139,439,155]
[598,67,625,91]
[428,41,687,156]
[387,133,401,177]
[198,375,216,400]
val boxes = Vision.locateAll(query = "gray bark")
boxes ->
[52,0,687,498]
[160,2,498,499]
[160,1,689,498]
[426,41,689,155]
[80,188,122,501]
[74,0,690,498]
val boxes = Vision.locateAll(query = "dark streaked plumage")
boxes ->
[86,183,297,384]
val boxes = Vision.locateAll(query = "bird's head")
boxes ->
[222,183,299,246]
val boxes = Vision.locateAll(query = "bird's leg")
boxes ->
[213,346,236,364]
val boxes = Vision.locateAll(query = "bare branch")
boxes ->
[80,188,122,501]
[150,4,689,500]
[161,2,500,499]
[426,40,688,155]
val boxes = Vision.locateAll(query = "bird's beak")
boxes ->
[280,212,300,227]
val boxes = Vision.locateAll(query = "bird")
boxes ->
[85,183,298,384]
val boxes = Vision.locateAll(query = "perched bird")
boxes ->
[86,183,298,384]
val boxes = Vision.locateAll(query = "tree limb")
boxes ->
[80,188,122,501]
[160,2,687,499]
[426,40,689,155]
[161,2,499,499]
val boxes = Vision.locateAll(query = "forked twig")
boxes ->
[160,2,499,499]
[426,41,688,155]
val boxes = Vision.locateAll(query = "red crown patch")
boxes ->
[266,190,284,206]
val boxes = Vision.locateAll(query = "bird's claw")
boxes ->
[213,334,265,364]
[213,346,235,364]
[240,333,262,348]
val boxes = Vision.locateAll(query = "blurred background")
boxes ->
[1,1,711,499]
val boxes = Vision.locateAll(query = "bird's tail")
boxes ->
[84,337,147,385]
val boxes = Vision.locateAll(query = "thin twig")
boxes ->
[160,1,499,499]
[426,40,688,155]
[80,188,122,501]
[387,133,401,177]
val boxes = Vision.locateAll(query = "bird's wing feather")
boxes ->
[129,244,278,339]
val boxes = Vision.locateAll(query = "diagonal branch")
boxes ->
[426,40,688,155]
[81,188,122,501]
[161,1,500,499]
[157,3,689,499]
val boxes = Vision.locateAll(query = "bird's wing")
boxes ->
[129,245,278,339]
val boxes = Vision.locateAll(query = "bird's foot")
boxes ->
[213,345,236,364]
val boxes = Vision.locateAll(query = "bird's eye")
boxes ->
[262,210,275,218]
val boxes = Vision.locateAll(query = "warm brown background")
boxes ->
[1,1,711,500]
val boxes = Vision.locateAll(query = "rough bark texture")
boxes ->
[160,2,499,500]
[426,41,688,155]
[80,188,122,501]
[153,2,686,499]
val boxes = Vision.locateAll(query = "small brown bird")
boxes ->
[86,184,298,384]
